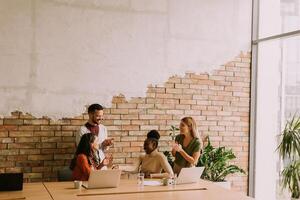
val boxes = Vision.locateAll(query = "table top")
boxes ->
[0,179,254,200]
[43,179,254,200]
[0,183,52,200]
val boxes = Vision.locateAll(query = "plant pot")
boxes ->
[213,181,231,190]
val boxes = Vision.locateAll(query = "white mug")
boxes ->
[74,180,82,189]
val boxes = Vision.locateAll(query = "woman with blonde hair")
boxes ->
[172,117,202,174]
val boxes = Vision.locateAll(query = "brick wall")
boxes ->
[0,52,251,193]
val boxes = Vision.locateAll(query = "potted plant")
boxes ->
[163,126,179,168]
[169,125,179,141]
[197,137,246,189]
[277,115,300,199]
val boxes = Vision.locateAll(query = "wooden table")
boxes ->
[0,183,52,200]
[43,179,254,200]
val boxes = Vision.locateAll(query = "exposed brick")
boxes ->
[15,137,40,143]
[0,138,14,143]
[28,155,53,161]
[24,119,49,125]
[123,147,141,152]
[8,143,37,149]
[0,149,19,155]
[4,119,23,125]
[36,143,56,149]
[41,137,61,142]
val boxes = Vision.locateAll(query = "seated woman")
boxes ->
[172,117,202,174]
[130,130,174,178]
[70,133,111,181]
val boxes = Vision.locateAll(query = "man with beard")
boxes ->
[76,103,114,162]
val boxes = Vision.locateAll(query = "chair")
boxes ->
[57,168,72,181]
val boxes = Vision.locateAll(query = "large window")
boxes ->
[251,0,300,199]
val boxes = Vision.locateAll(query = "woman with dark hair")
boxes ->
[70,133,111,181]
[128,130,173,178]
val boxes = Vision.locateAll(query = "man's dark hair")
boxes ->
[88,104,103,113]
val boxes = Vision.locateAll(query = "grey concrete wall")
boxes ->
[0,0,252,119]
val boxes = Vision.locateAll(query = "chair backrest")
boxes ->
[57,168,72,181]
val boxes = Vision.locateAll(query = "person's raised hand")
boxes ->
[102,138,114,147]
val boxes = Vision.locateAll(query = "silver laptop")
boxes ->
[82,169,122,189]
[176,167,205,184]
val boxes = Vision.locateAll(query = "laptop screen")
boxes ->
[0,173,23,191]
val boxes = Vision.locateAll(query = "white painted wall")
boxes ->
[0,0,252,118]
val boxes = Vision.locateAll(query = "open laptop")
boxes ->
[82,169,122,189]
[176,167,205,185]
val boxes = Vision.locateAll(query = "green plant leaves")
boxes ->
[277,114,300,199]
[197,137,245,182]
[281,160,300,199]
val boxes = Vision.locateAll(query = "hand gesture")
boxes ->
[102,138,114,147]
[172,143,182,152]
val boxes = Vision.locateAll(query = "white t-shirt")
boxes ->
[76,123,108,160]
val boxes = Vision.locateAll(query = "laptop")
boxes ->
[82,169,121,189]
[0,173,23,191]
[176,167,205,185]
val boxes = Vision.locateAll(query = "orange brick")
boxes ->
[139,115,155,120]
[184,89,201,94]
[180,100,196,105]
[113,120,131,125]
[117,103,137,109]
[19,149,40,155]
[0,131,8,137]
[149,87,166,94]
[28,155,53,161]
[121,125,140,131]
[190,74,209,80]
[149,120,166,125]
[189,84,208,90]
[146,98,164,104]
[128,131,145,136]
[121,137,137,142]
[112,95,126,103]
[34,131,54,137]
[8,143,36,149]
[9,131,33,137]
[129,98,145,104]
[155,104,175,109]
[41,137,61,142]
[175,105,191,110]
[3,119,23,125]
[167,76,181,83]
[24,119,49,125]
[62,126,79,131]
[156,93,174,99]
[111,109,129,114]
[140,125,159,131]
[123,147,141,152]
[175,84,189,89]
[174,94,193,99]
[147,109,165,115]
[166,88,182,94]
[15,137,40,143]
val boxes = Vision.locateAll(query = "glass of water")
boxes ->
[137,173,144,186]
[171,173,177,185]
